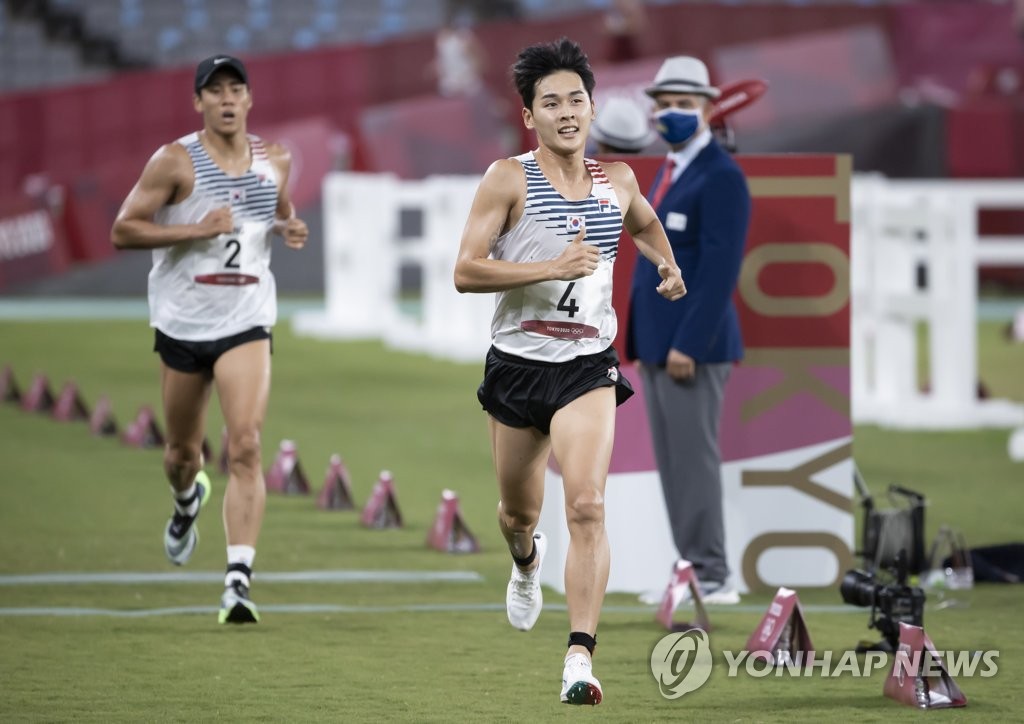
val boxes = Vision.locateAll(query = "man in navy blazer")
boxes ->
[627,55,751,604]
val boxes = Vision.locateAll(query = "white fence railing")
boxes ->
[294,172,1024,429]
[851,177,1024,428]
[292,173,492,363]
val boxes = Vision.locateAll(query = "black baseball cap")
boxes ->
[194,54,249,94]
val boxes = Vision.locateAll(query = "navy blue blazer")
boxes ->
[626,139,751,365]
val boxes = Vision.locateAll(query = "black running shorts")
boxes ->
[154,327,272,374]
[477,345,634,435]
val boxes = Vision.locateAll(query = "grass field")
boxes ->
[1,316,1022,722]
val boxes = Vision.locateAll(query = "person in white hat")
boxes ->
[589,96,657,154]
[644,55,722,100]
[627,55,751,606]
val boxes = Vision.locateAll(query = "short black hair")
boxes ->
[511,37,595,110]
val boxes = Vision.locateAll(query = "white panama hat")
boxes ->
[590,97,657,151]
[644,56,720,99]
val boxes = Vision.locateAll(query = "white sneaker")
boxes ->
[560,653,603,705]
[638,579,740,606]
[670,578,741,606]
[637,589,663,606]
[700,580,741,605]
[506,532,546,631]
[163,471,212,566]
[218,581,260,624]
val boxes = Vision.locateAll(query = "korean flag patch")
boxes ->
[566,215,585,234]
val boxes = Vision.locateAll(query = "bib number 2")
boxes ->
[193,223,264,286]
[224,238,242,269]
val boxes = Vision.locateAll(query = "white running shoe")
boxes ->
[637,578,740,606]
[561,653,603,705]
[506,532,546,631]
[637,589,663,606]
[163,471,212,566]
[218,581,260,624]
[700,580,741,605]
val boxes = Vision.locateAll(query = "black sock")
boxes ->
[511,537,537,569]
[568,631,597,655]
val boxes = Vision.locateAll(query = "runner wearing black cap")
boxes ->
[111,54,308,625]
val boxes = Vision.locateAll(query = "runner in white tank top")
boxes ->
[111,54,308,626]
[491,152,622,363]
[452,39,686,707]
[148,131,279,341]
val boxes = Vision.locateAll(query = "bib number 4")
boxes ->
[518,271,605,340]
[557,282,580,318]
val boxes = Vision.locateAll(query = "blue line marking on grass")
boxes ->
[0,603,863,618]
[0,570,484,585]
[0,298,323,321]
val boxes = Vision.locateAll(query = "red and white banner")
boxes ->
[0,197,69,291]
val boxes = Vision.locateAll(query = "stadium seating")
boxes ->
[3,0,952,93]
[0,13,109,91]
[3,0,623,91]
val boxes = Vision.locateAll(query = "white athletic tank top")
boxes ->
[490,152,623,362]
[148,132,279,341]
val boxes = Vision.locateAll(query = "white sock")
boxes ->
[225,545,256,587]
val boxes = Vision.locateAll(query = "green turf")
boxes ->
[1,318,1022,721]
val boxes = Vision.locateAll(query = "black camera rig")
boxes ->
[840,553,926,652]
[840,467,927,652]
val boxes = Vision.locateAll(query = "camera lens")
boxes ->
[840,569,876,607]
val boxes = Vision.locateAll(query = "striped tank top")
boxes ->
[148,132,279,341]
[490,152,624,362]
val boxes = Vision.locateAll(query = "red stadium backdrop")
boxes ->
[1,0,1020,290]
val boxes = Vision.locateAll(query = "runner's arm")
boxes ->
[111,144,232,250]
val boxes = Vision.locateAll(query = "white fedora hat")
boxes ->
[590,97,657,151]
[644,56,720,99]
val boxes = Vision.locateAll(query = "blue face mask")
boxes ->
[654,108,702,145]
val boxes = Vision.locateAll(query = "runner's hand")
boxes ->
[550,228,599,280]
[199,207,234,237]
[277,217,308,249]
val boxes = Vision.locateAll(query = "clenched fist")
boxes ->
[199,207,234,238]
[550,228,600,281]
[276,217,309,249]
[656,260,686,301]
